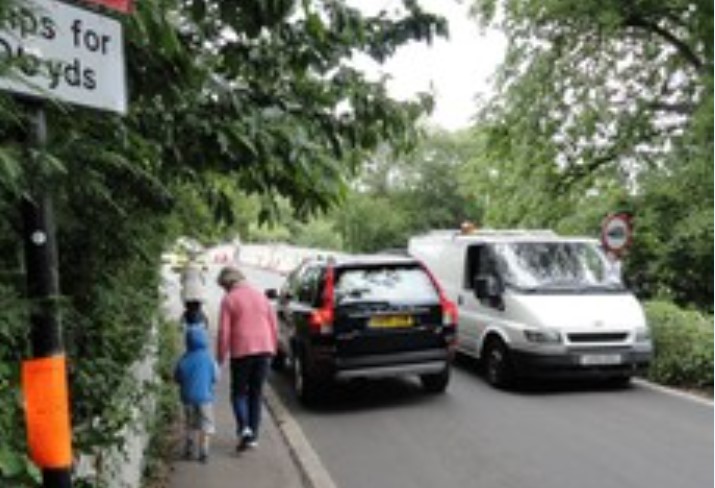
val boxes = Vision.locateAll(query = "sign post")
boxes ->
[20,103,72,488]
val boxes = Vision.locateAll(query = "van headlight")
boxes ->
[524,329,562,344]
[635,328,651,342]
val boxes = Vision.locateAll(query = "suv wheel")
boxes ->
[293,352,319,404]
[420,366,450,393]
[271,348,287,371]
[484,338,515,389]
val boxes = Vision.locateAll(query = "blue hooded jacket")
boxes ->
[174,326,219,405]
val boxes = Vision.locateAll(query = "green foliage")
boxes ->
[333,192,409,253]
[327,132,485,252]
[469,0,712,215]
[120,0,444,221]
[291,218,343,250]
[645,301,713,389]
[141,319,180,487]
[0,285,41,487]
[472,0,711,179]
[626,155,714,311]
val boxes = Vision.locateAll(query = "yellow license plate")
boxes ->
[369,315,414,328]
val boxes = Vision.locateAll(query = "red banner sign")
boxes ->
[83,0,133,14]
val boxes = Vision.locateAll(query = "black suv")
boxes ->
[267,255,457,402]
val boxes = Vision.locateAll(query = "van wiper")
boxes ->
[533,280,590,292]
[581,283,626,292]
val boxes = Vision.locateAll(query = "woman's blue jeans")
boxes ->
[230,354,271,439]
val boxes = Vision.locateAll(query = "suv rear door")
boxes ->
[332,263,446,358]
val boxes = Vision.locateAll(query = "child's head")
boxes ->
[184,300,206,327]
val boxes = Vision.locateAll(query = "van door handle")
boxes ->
[458,295,464,305]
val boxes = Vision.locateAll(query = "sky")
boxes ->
[352,0,507,132]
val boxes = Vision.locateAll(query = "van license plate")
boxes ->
[580,354,622,366]
[369,315,413,328]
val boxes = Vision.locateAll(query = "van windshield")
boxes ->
[491,242,625,292]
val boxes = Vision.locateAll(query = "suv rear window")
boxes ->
[334,265,439,304]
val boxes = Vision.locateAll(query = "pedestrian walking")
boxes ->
[216,266,277,451]
[180,253,207,303]
[179,253,209,330]
[174,326,220,463]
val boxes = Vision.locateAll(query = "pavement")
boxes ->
[167,368,336,488]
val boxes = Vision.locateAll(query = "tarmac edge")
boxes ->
[264,386,339,488]
[633,378,714,407]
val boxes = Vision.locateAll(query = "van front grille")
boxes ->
[567,332,628,343]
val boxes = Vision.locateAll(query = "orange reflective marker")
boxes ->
[22,355,73,468]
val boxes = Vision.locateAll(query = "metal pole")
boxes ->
[22,105,72,488]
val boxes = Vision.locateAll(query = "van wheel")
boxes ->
[484,338,515,389]
[420,366,450,393]
[293,353,319,404]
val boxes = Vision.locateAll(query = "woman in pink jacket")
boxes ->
[216,266,277,450]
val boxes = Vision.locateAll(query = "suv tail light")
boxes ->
[419,262,458,327]
[442,298,458,326]
[309,265,335,335]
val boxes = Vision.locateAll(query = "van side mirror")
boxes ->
[474,275,503,299]
[265,288,278,300]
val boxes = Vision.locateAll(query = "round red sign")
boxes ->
[601,213,633,255]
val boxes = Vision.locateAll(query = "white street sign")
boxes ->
[0,0,126,114]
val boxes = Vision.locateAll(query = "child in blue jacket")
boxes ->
[174,326,219,462]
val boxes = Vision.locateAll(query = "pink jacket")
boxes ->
[216,283,278,364]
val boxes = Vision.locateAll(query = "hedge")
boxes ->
[645,300,714,391]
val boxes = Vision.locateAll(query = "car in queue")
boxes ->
[266,254,458,403]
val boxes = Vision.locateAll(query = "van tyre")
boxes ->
[293,352,319,404]
[420,366,450,393]
[484,338,515,389]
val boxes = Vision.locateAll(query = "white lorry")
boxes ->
[408,228,652,388]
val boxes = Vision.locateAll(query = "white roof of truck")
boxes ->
[411,229,598,244]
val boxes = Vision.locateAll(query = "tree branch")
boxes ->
[648,101,696,116]
[624,15,703,72]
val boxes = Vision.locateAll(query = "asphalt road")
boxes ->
[172,261,714,488]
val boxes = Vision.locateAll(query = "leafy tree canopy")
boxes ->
[471,0,712,190]
[123,0,446,221]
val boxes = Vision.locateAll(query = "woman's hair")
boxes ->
[217,266,246,289]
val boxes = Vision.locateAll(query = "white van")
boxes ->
[408,228,652,388]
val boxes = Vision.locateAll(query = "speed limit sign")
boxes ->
[601,213,633,256]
